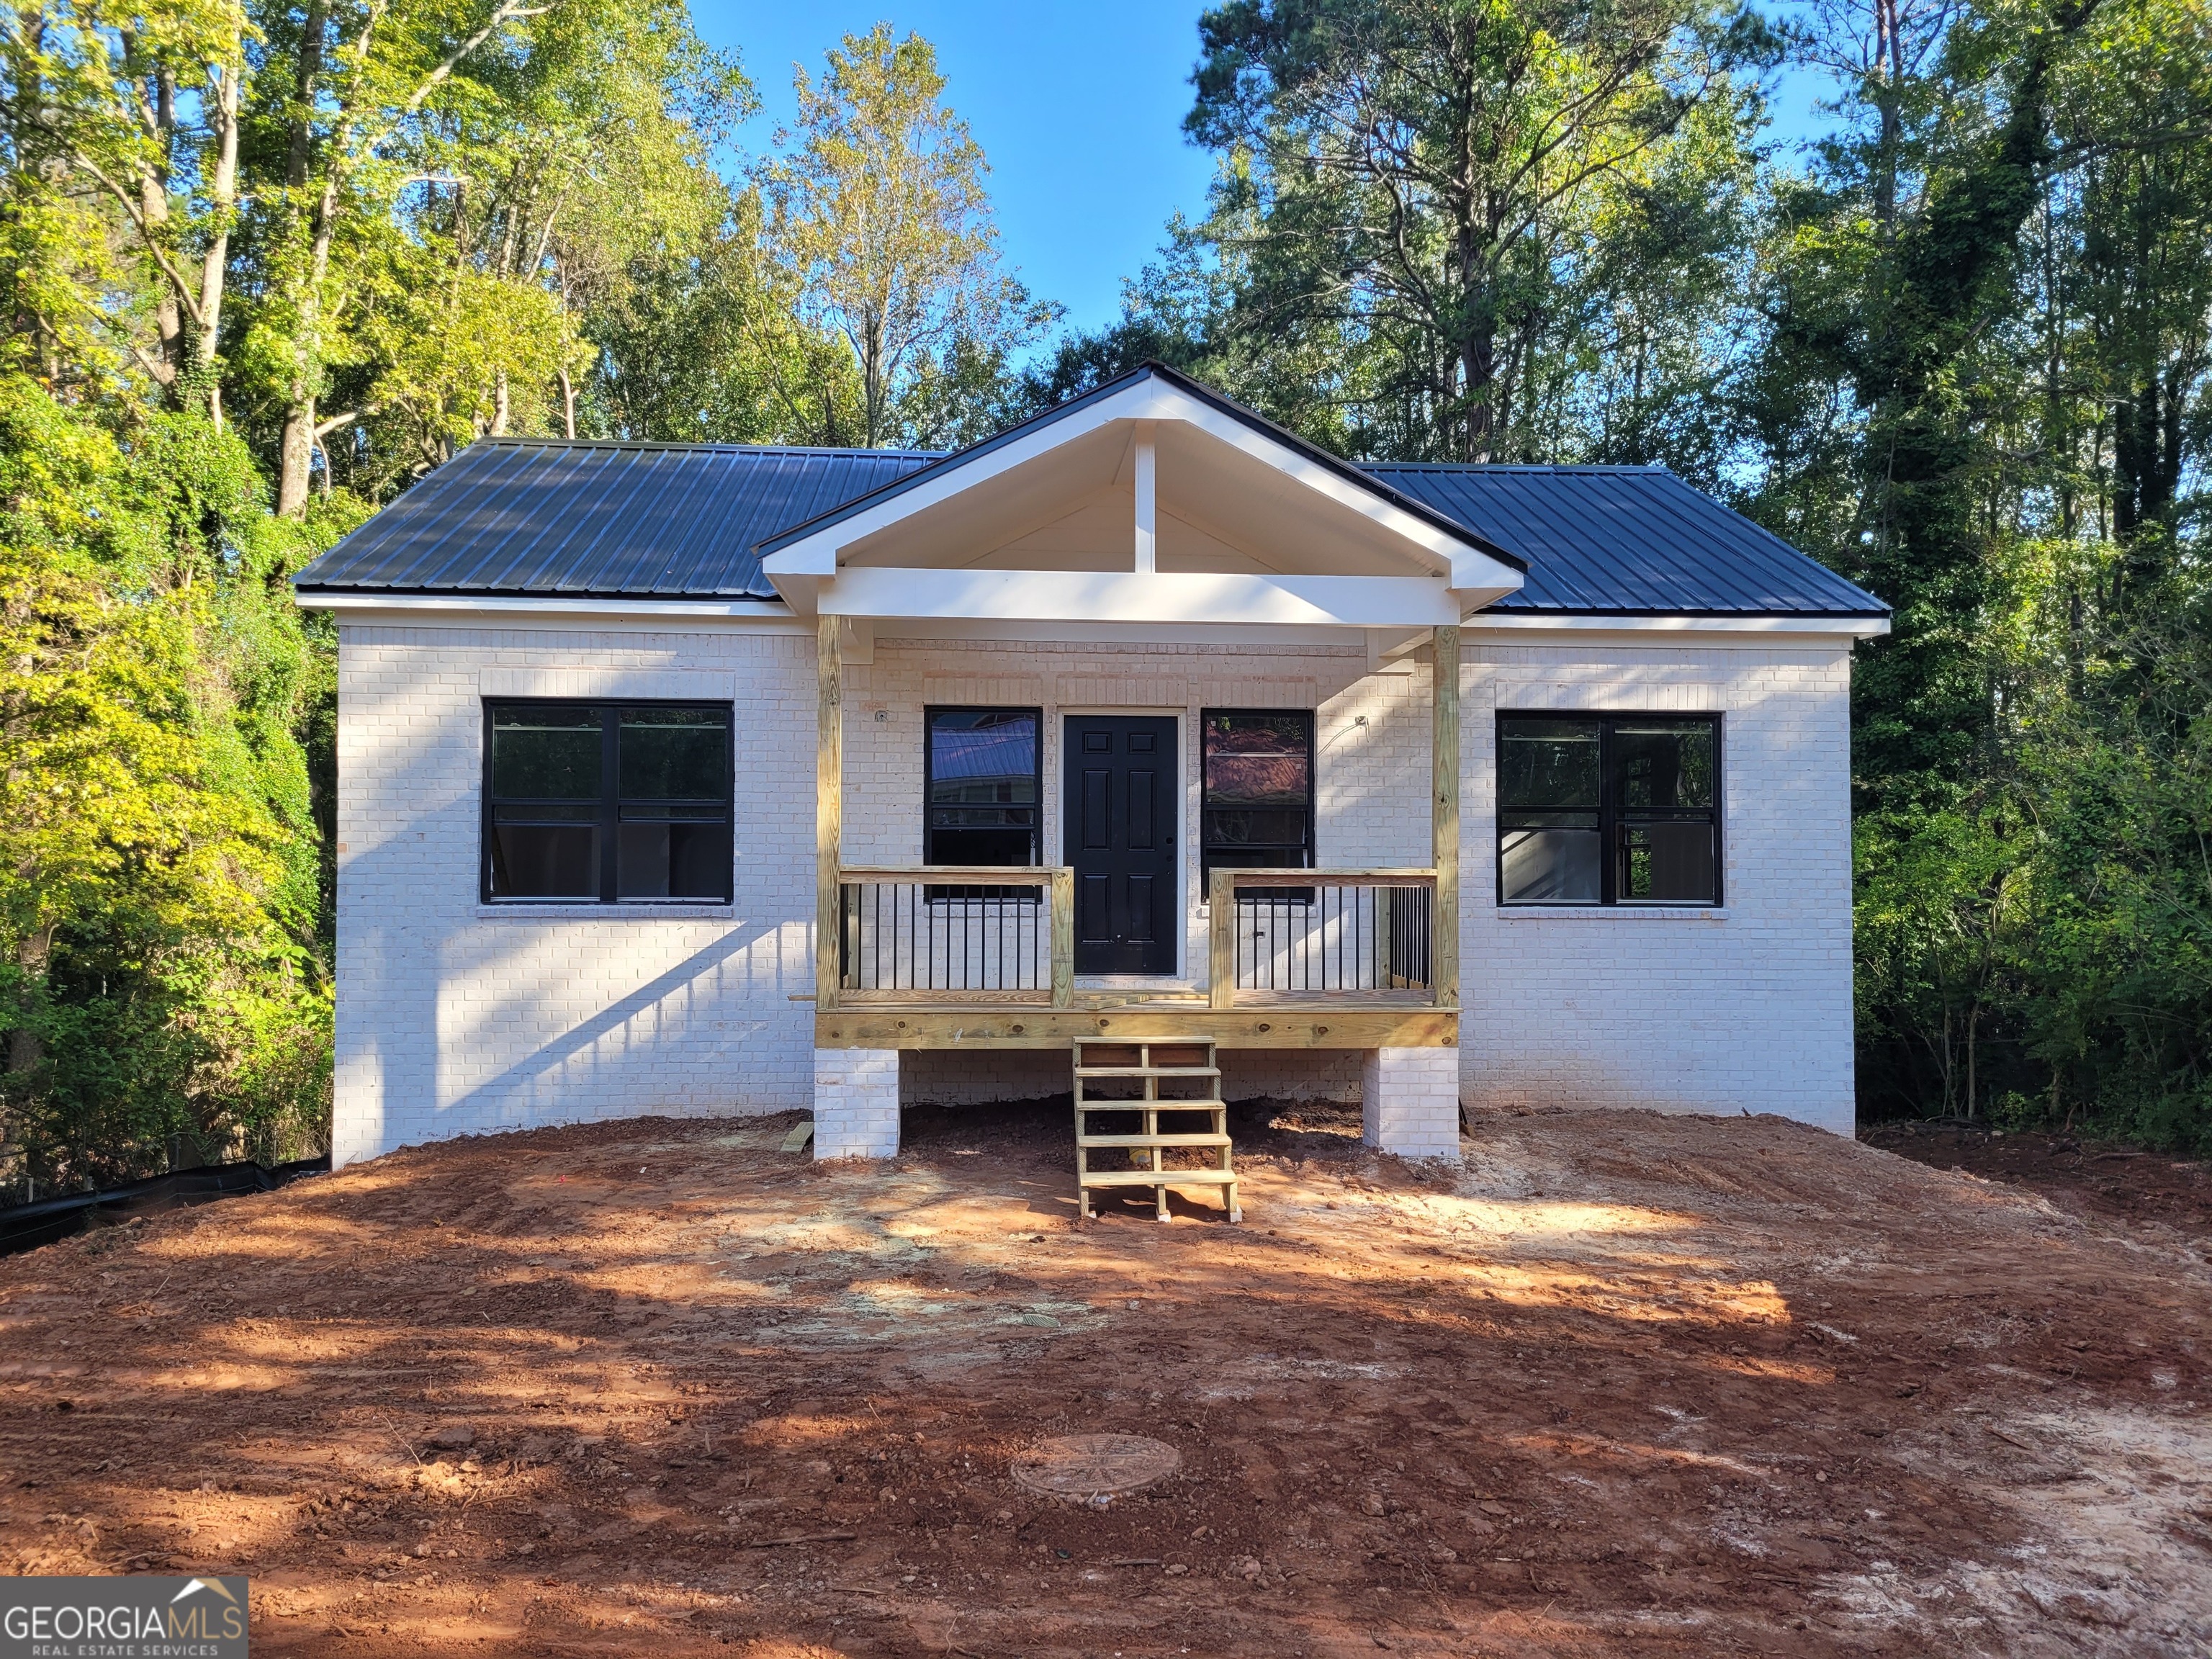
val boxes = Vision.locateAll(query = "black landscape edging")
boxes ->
[0,1157,330,1259]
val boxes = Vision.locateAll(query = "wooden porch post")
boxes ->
[1431,624,1460,1009]
[817,614,842,1013]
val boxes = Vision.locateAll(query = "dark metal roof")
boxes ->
[1368,463,1887,616]
[294,375,1884,619]
[291,438,938,600]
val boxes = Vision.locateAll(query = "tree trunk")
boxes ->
[1459,328,1496,463]
[135,62,184,387]
[278,184,340,518]
[279,395,318,518]
[276,4,335,517]
[7,928,53,1077]
[192,58,243,429]
[558,366,576,439]
[286,0,328,189]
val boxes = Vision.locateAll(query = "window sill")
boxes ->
[1495,906,1727,920]
[474,902,736,920]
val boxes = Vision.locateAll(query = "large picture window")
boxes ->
[1201,710,1314,886]
[483,701,732,903]
[925,707,1040,867]
[1497,714,1720,906]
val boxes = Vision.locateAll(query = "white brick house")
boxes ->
[295,364,1885,1172]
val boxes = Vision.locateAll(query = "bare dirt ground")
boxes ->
[3,1100,2210,1658]
[1865,1119,2212,1246]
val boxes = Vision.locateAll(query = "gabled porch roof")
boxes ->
[757,363,1524,629]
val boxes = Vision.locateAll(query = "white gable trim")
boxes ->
[760,377,1523,616]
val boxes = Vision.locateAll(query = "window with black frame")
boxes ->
[925,708,1040,885]
[1496,714,1719,906]
[483,701,733,903]
[1201,710,1314,894]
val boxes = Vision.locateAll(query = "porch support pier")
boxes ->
[815,613,902,1159]
[1360,623,1463,1162]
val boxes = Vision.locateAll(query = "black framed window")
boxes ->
[483,701,733,903]
[1497,714,1720,906]
[1201,710,1315,891]
[925,707,1040,867]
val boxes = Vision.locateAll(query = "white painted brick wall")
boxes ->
[1459,639,1857,1134]
[1362,1046,1463,1159]
[814,1047,899,1159]
[847,637,1428,984]
[332,624,1856,1164]
[331,622,817,1166]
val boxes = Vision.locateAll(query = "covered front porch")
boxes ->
[769,365,1518,1166]
[806,616,1468,1164]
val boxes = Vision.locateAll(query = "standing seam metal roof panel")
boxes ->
[1367,464,1884,614]
[292,440,944,600]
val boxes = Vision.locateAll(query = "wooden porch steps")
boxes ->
[1073,1040,1241,1224]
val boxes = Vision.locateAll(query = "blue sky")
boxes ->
[691,1,1223,340]
[691,3,1843,347]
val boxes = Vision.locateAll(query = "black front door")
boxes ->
[1064,716,1178,974]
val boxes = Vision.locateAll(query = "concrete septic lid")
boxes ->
[1012,1433,1182,1501]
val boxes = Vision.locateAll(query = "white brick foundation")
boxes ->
[814,1048,900,1159]
[1362,1047,1463,1160]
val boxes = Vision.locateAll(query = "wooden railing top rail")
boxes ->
[839,865,1070,885]
[1215,867,1437,887]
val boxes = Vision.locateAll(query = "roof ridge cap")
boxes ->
[472,436,947,459]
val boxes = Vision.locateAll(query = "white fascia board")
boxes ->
[819,567,1458,628]
[758,378,1521,593]
[1465,611,1891,637]
[294,590,806,631]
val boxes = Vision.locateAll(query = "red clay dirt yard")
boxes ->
[2,1102,2209,1658]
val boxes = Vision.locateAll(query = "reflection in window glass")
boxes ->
[490,707,600,800]
[1624,821,1717,902]
[1498,719,1600,810]
[926,709,1038,866]
[1202,711,1313,884]
[485,701,732,904]
[490,817,598,899]
[619,707,727,801]
[616,708,731,900]
[1614,721,1716,810]
[1501,827,1602,904]
[1498,714,1720,906]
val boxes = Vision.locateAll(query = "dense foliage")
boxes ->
[0,3,1037,1197]
[1,0,2207,1190]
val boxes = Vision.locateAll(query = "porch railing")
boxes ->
[1207,868,1439,1007]
[837,866,1073,1006]
[830,863,1442,1011]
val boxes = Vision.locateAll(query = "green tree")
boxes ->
[1184,0,1776,461]
[763,24,1051,448]
[1,0,248,418]
[0,373,333,1194]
